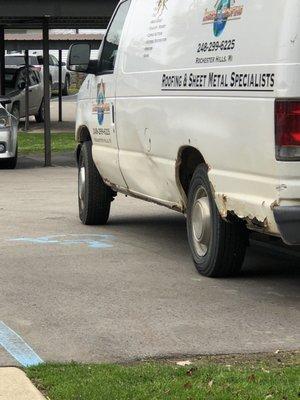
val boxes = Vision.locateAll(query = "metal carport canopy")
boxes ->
[0,0,118,29]
[5,33,103,51]
[0,0,119,167]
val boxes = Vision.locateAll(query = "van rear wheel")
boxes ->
[78,141,113,225]
[187,164,248,277]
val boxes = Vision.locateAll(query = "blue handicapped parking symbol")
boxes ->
[9,234,115,249]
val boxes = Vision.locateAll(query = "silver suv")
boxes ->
[5,53,71,96]
[5,66,44,123]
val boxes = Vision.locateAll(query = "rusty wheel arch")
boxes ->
[176,146,207,209]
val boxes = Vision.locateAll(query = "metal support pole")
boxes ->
[24,50,30,132]
[0,27,5,96]
[43,19,51,167]
[58,49,63,122]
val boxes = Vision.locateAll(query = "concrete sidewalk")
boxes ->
[0,368,45,400]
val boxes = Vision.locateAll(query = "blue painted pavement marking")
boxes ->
[0,321,43,367]
[8,234,115,249]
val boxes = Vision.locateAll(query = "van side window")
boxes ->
[99,0,131,73]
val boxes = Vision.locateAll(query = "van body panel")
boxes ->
[75,0,300,242]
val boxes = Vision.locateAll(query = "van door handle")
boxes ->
[111,103,115,125]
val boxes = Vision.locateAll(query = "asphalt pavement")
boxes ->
[0,160,299,366]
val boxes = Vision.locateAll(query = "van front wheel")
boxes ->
[187,164,248,277]
[78,141,113,225]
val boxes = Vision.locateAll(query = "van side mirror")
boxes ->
[67,43,97,74]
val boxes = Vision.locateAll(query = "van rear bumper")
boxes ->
[274,206,300,245]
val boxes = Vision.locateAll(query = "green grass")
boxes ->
[68,84,80,95]
[26,357,300,400]
[18,132,76,154]
[52,84,79,96]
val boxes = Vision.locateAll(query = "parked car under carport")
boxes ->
[5,53,71,96]
[4,65,44,123]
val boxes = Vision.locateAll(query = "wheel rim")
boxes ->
[191,186,212,257]
[78,166,86,210]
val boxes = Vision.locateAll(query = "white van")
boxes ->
[67,0,300,277]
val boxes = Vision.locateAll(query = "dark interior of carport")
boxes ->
[0,0,118,166]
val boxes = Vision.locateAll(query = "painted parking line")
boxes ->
[0,321,43,367]
[8,234,115,249]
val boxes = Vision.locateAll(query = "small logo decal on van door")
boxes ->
[92,80,110,126]
[203,0,244,37]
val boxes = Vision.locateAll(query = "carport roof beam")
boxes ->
[5,33,103,51]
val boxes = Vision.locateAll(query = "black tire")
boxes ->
[62,75,70,96]
[187,164,248,278]
[78,141,113,225]
[35,99,45,123]
[0,145,18,170]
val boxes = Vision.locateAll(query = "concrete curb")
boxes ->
[0,368,46,400]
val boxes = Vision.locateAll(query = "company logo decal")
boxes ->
[156,0,168,16]
[203,0,244,37]
[92,80,110,126]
